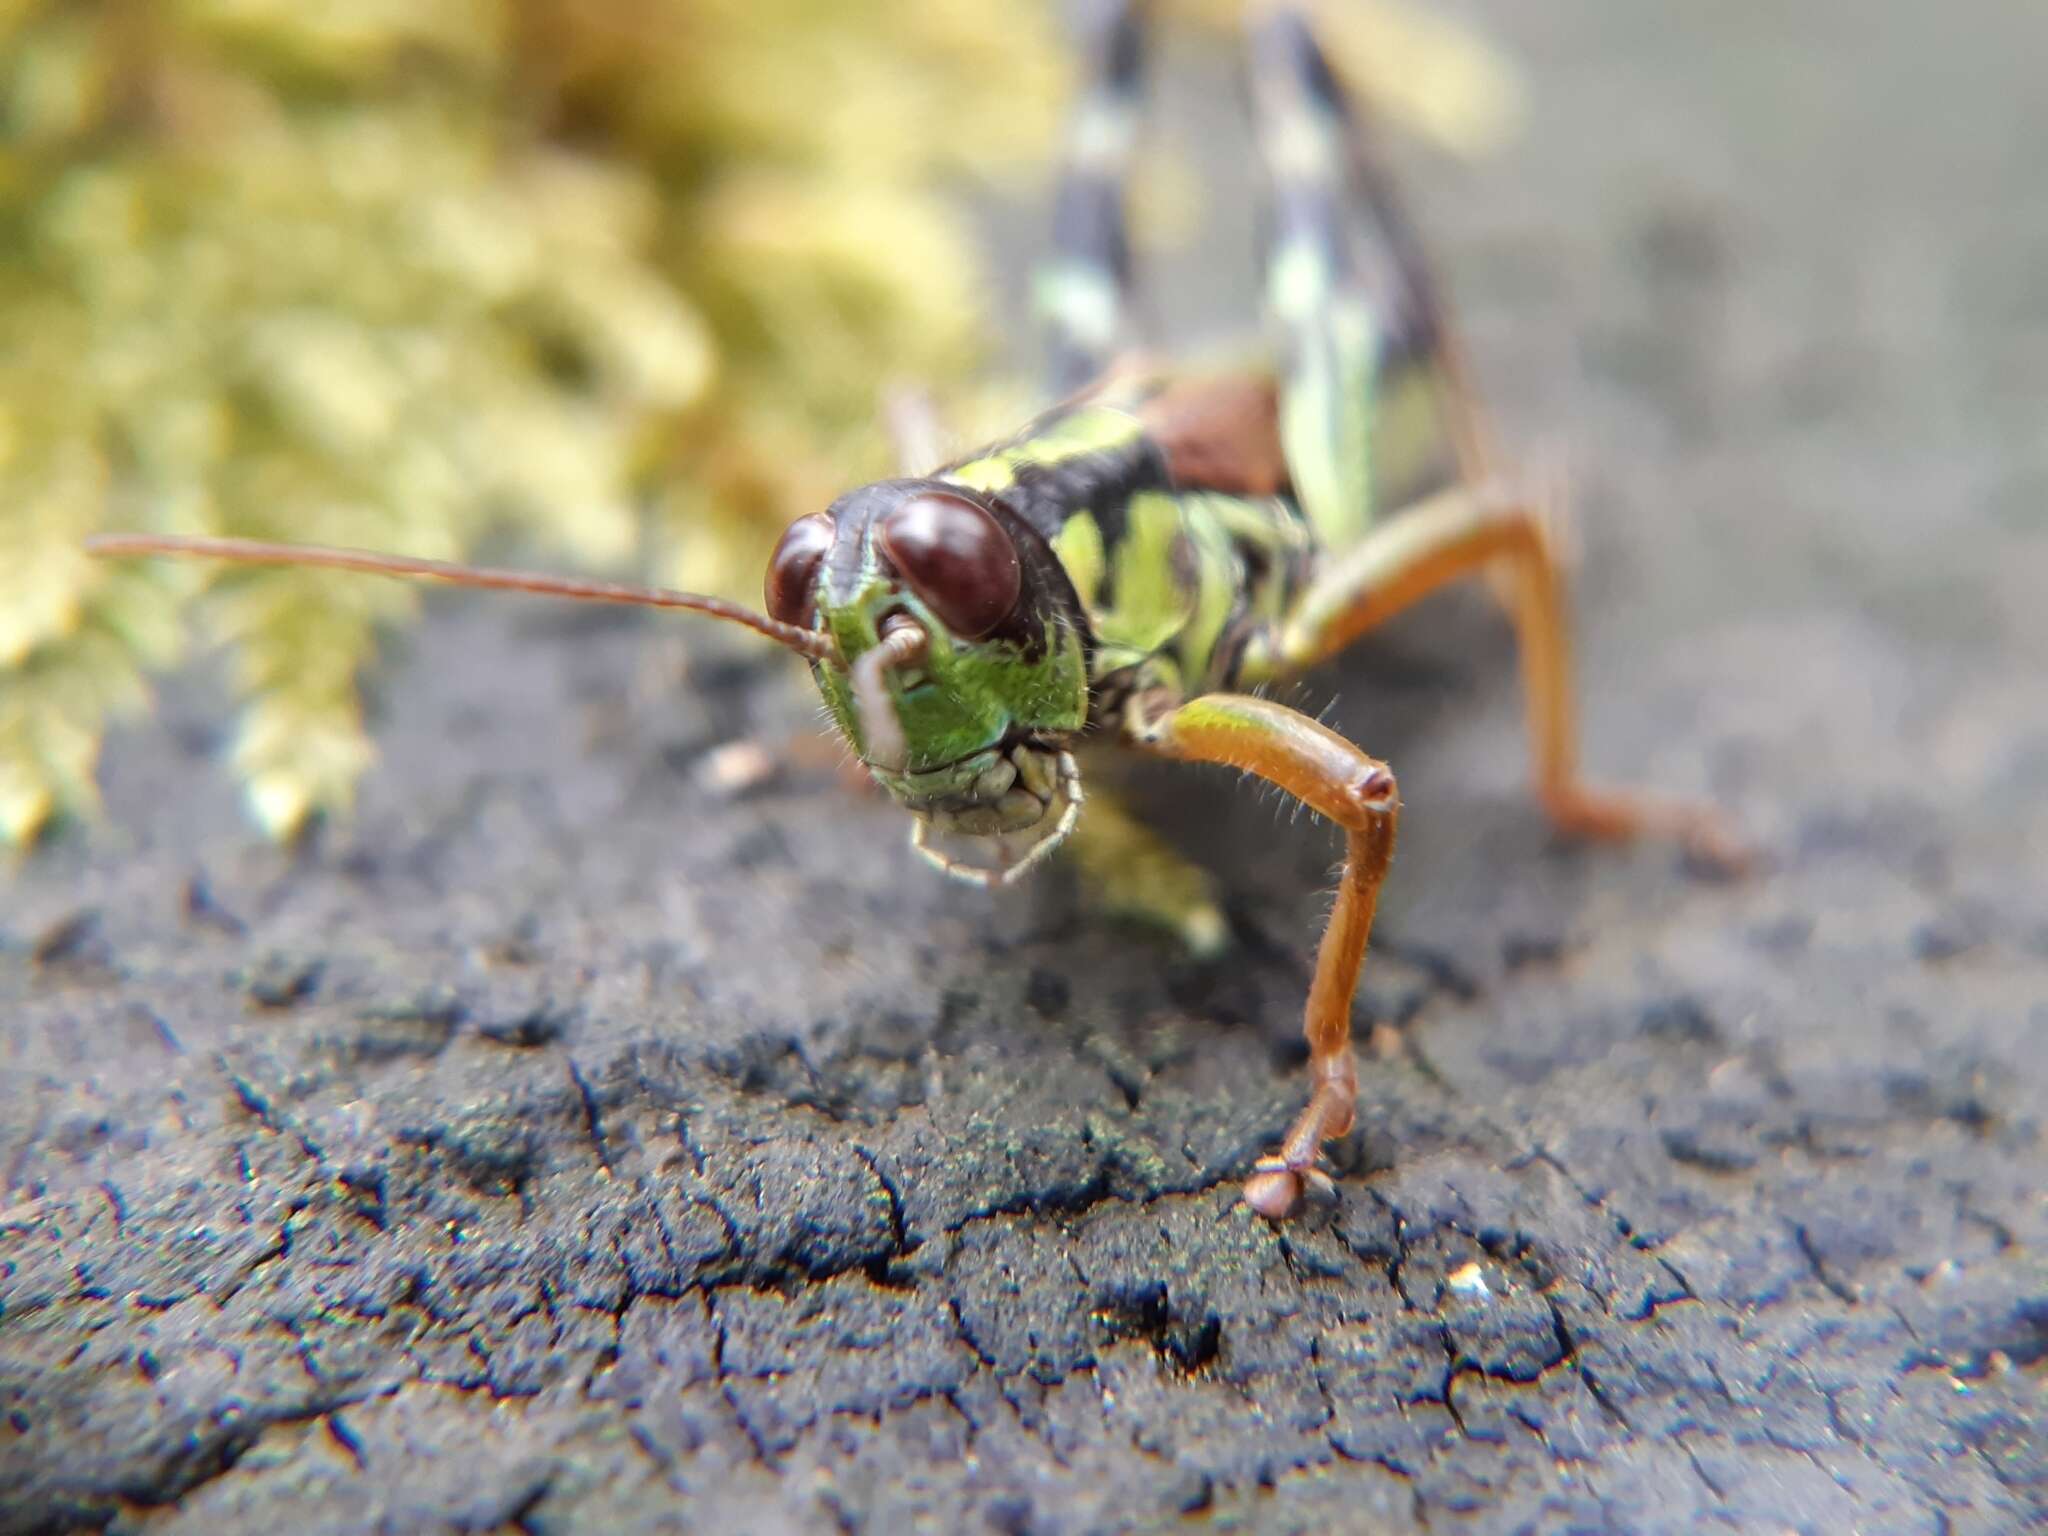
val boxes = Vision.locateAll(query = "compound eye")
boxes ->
[877,492,1021,639]
[765,513,834,629]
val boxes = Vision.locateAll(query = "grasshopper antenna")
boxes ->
[86,533,836,661]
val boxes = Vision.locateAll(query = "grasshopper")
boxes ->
[90,1,1735,1218]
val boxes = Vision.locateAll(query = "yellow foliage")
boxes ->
[0,0,1063,841]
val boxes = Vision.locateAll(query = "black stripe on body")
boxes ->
[987,431,1169,556]
[940,399,1171,549]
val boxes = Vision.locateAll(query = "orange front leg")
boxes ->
[1128,693,1399,1218]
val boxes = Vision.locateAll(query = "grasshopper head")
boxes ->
[765,479,1091,884]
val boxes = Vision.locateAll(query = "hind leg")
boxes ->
[1249,5,1740,866]
[1246,3,1387,551]
[1276,478,1744,866]
[1037,0,1150,395]
[1245,2,1507,515]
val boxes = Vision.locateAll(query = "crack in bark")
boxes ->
[565,1057,615,1174]
[1791,1220,1861,1307]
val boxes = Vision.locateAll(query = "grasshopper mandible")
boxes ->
[89,2,1736,1218]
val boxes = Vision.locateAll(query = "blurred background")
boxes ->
[0,0,1065,845]
[0,0,1520,851]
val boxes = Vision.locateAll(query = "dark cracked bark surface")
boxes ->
[4,3,2046,1533]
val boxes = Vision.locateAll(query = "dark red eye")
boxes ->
[765,513,833,629]
[877,492,1021,639]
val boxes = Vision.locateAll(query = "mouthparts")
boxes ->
[848,619,928,772]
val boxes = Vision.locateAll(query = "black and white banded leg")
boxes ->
[1037,0,1151,395]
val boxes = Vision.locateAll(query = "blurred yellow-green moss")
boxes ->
[0,0,1064,842]
[0,0,1510,845]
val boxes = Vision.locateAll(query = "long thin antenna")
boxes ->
[86,533,835,660]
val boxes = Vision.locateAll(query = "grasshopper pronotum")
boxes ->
[91,2,1737,1218]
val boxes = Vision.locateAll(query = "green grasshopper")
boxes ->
[90,1,1735,1218]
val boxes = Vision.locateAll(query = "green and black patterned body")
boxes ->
[934,359,1453,723]
[942,384,1306,715]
